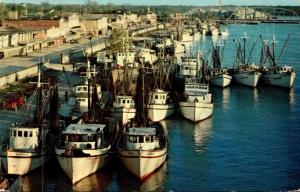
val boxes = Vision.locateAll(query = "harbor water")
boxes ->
[3,23,300,191]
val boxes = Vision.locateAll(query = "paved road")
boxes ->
[0,36,107,77]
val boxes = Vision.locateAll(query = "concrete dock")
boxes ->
[0,36,107,89]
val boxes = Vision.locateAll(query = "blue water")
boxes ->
[20,23,300,191]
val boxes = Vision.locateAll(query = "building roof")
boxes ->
[79,14,108,20]
[0,26,42,35]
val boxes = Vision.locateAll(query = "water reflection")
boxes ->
[253,88,259,104]
[118,162,168,192]
[222,87,231,109]
[194,118,213,153]
[72,171,112,192]
[289,88,296,106]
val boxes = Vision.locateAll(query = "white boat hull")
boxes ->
[147,104,176,122]
[210,74,232,87]
[118,148,167,180]
[0,150,49,175]
[179,102,213,122]
[233,72,261,87]
[112,107,136,125]
[262,71,296,88]
[56,148,110,184]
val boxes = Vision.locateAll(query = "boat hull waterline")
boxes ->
[118,148,167,180]
[179,102,213,122]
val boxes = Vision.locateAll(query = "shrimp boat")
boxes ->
[55,118,117,184]
[147,54,176,122]
[0,66,56,175]
[117,66,168,180]
[260,35,296,89]
[147,89,175,122]
[56,66,118,184]
[232,33,261,87]
[74,61,102,113]
[179,81,213,122]
[111,95,136,125]
[209,40,232,87]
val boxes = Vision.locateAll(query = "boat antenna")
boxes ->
[272,34,277,64]
[242,32,249,64]
[277,33,291,65]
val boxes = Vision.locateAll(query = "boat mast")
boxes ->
[242,32,248,64]
[272,35,277,65]
[34,62,43,125]
[87,60,91,118]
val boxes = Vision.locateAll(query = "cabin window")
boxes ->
[155,95,158,99]
[14,130,16,137]
[145,136,151,143]
[132,136,137,143]
[122,100,125,104]
[83,87,87,91]
[127,100,130,103]
[139,136,144,143]
[29,131,33,137]
[24,131,28,137]
[69,134,80,142]
[18,131,22,137]
[82,135,89,142]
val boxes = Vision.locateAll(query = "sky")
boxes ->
[3,0,300,6]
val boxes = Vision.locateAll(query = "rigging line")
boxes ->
[246,40,257,65]
[277,33,291,65]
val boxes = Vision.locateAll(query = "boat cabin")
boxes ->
[126,127,159,150]
[237,63,260,72]
[148,89,169,105]
[74,84,102,111]
[184,83,212,103]
[275,65,294,73]
[61,124,106,150]
[185,83,209,93]
[9,126,40,150]
[116,52,136,68]
[211,68,228,75]
[180,64,198,78]
[113,95,135,108]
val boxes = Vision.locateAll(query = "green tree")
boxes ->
[107,27,131,53]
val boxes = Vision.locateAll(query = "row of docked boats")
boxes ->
[0,27,296,189]
[205,33,296,89]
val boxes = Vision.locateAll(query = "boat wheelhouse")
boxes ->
[179,82,213,122]
[55,123,113,184]
[74,81,101,113]
[112,95,136,125]
[147,89,175,122]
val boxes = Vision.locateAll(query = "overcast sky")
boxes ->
[4,0,300,6]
